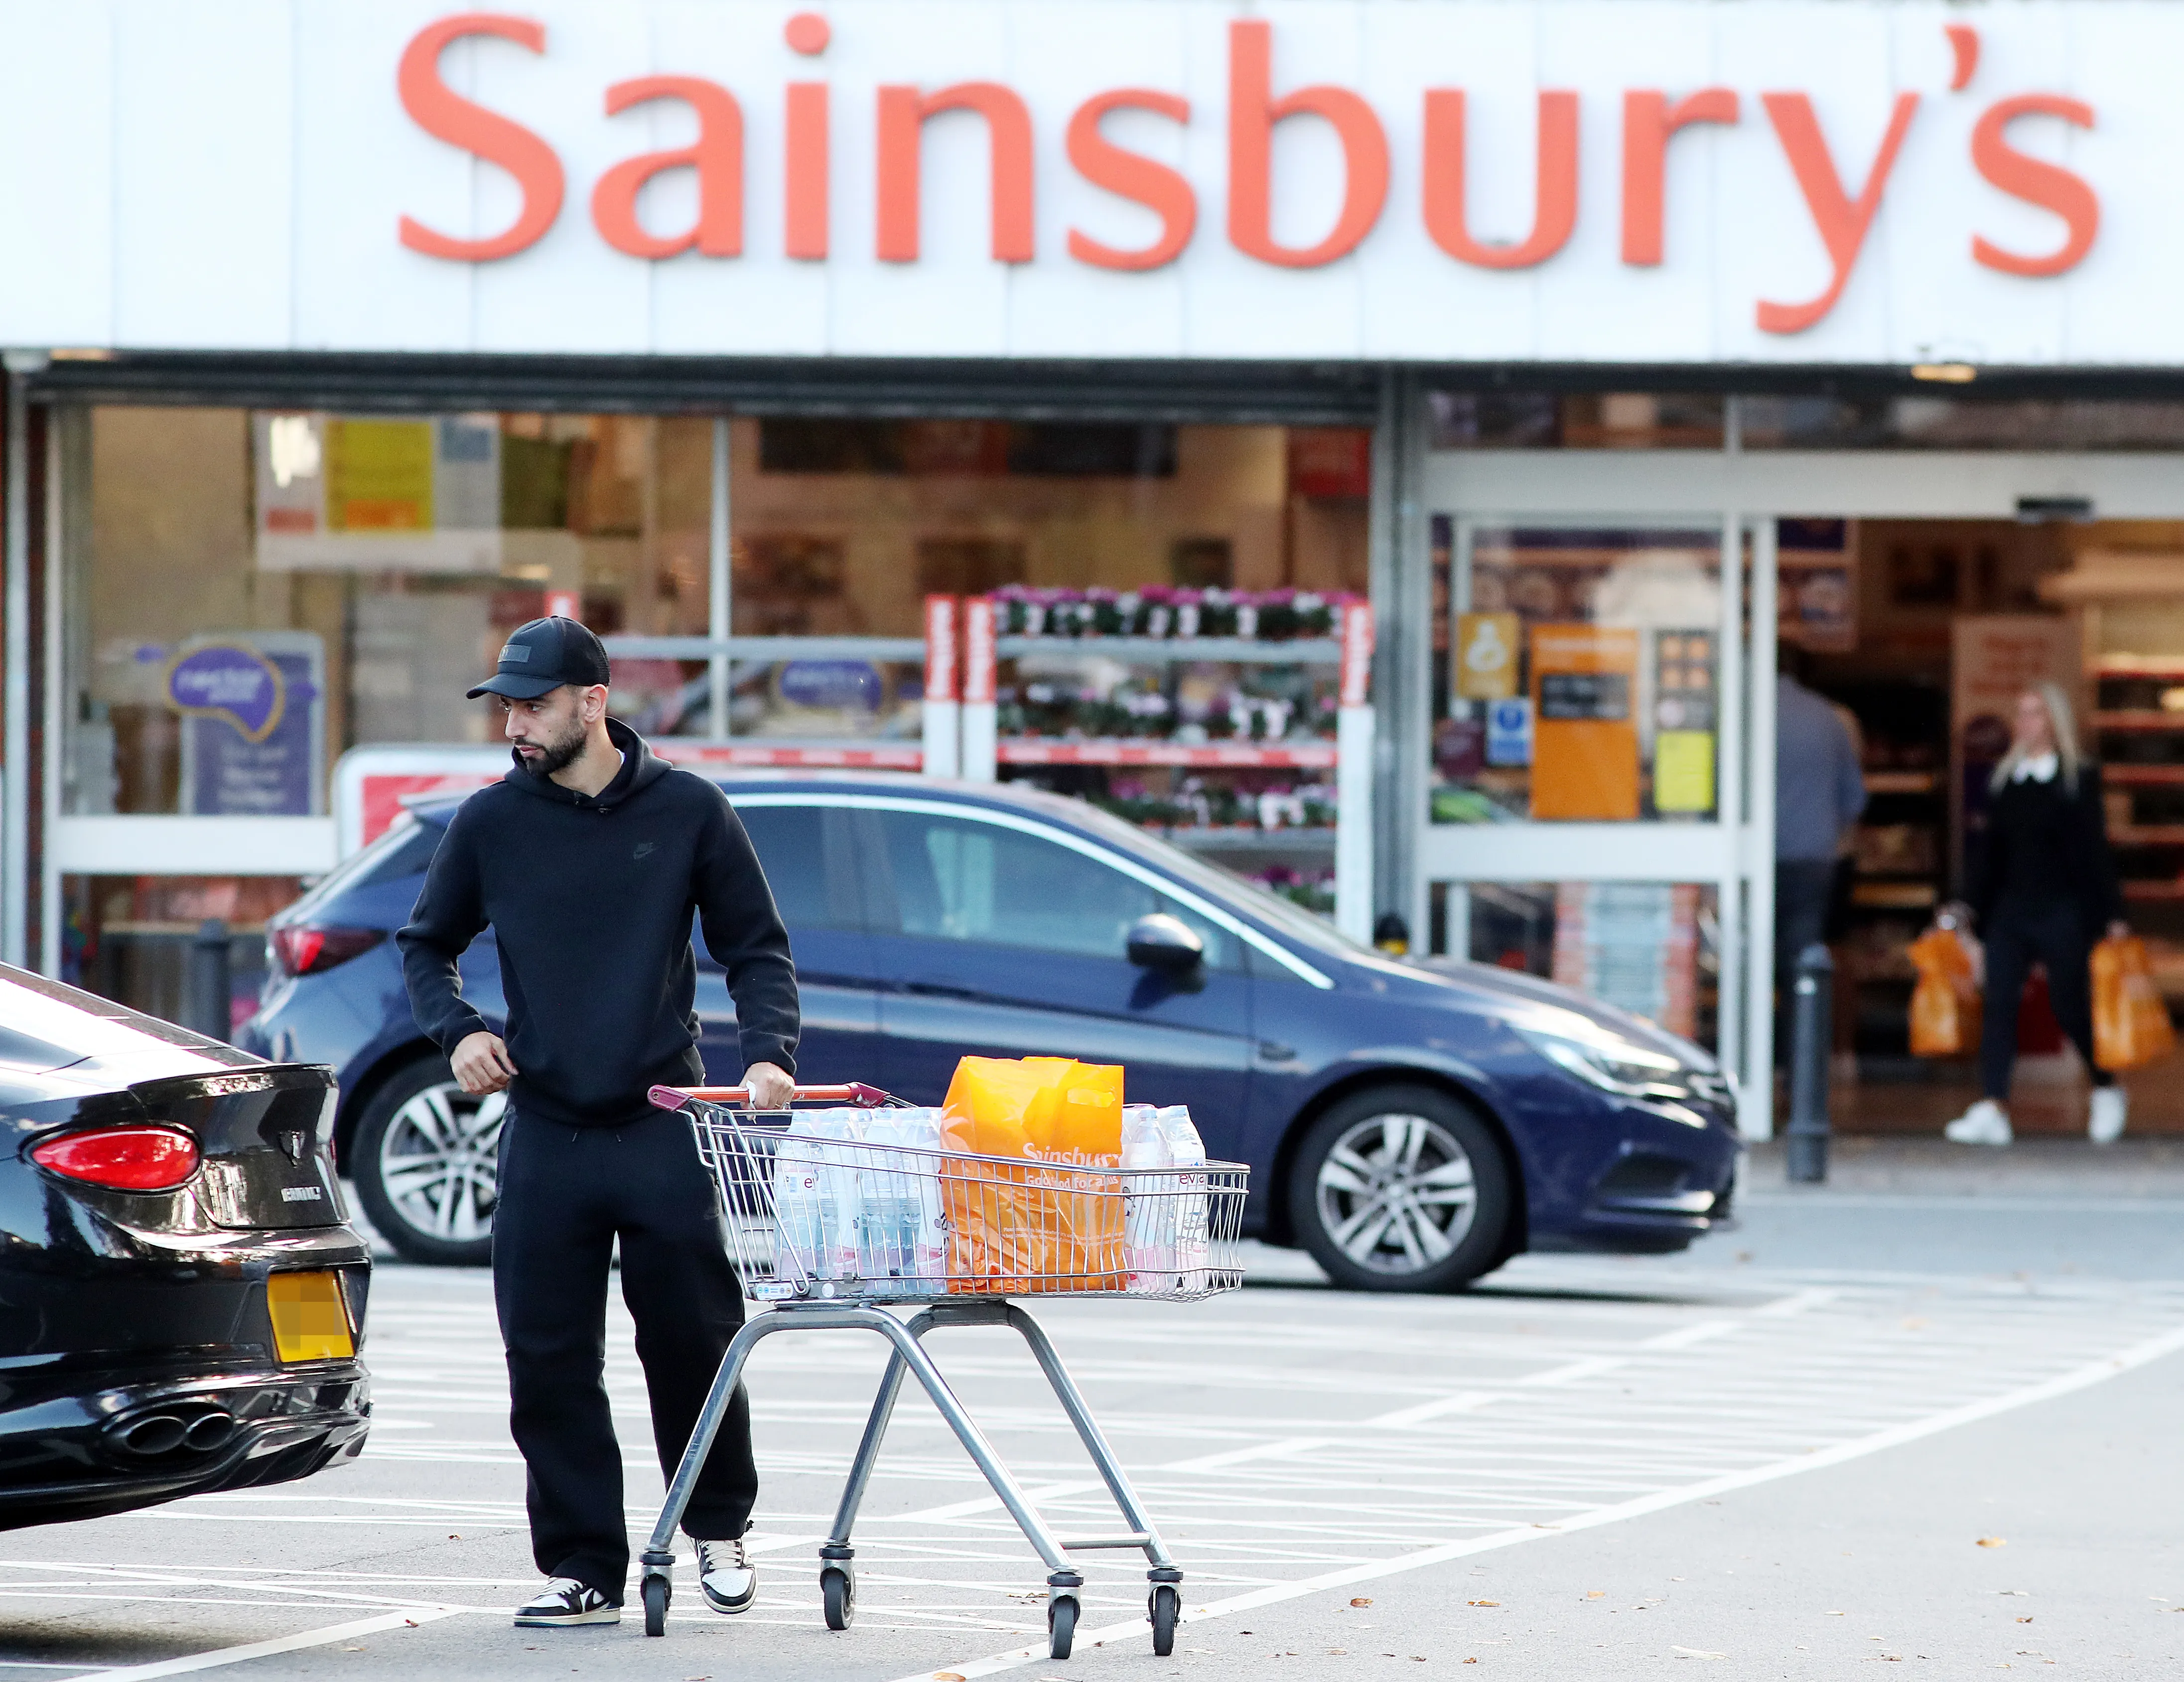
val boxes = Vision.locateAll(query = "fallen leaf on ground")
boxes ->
[1464,1660,1479,1665]
[1587,1590,1606,1599]
[1672,1647,1729,1660]
[1350,1597,1373,1607]
[1978,1537,2007,1548]
[2018,1617,2033,1624]
[935,1674,967,1681]
[1469,1599,1499,1607]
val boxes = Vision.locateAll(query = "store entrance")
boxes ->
[1812,517,2184,1137]
[1424,433,2184,1140]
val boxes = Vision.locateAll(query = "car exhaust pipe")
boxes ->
[116,1414,187,1455]
[110,1407,238,1457]
[183,1412,236,1451]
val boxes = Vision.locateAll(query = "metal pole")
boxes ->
[188,918,232,1042]
[1716,402,1745,1104]
[708,416,731,741]
[1,356,36,969]
[39,409,61,976]
[1786,942,1833,1182]
[1743,516,1781,1139]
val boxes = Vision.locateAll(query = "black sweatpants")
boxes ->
[1978,901,2116,1102]
[493,1108,757,1599]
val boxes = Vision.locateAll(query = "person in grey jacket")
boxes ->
[1774,648,1867,1026]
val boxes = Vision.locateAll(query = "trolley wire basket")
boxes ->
[677,1083,1248,1304]
[636,1081,1250,1659]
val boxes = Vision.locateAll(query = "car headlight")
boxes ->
[1516,1024,1720,1109]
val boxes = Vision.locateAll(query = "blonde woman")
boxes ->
[1945,682,2130,1147]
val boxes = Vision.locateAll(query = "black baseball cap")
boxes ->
[467,616,612,700]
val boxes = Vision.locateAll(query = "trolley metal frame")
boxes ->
[638,1081,1241,1660]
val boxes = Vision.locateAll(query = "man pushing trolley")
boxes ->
[640,1057,1247,1658]
[398,616,800,1628]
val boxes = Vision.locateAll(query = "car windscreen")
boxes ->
[1056,799,1368,962]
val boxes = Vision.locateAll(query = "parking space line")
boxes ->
[886,1315,2184,1682]
[70,1607,471,1682]
[1364,1390,1498,1428]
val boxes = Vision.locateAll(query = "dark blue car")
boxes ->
[240,774,1739,1291]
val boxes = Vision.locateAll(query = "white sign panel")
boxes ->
[0,0,2164,365]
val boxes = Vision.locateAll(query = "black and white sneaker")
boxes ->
[514,1577,621,1627]
[695,1539,757,1614]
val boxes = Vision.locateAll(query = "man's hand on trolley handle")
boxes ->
[742,1061,795,1110]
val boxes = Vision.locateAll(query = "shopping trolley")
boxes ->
[637,1081,1248,1658]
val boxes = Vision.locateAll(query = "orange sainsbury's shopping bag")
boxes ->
[1908,925,1981,1058]
[940,1057,1127,1294]
[2092,935,2176,1072]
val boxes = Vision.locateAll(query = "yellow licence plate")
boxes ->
[268,1271,355,1363]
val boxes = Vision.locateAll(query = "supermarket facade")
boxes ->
[8,0,2184,1137]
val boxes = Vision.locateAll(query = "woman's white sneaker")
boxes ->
[1943,1099,2012,1146]
[2090,1085,2129,1144]
[514,1578,620,1627]
[696,1538,757,1614]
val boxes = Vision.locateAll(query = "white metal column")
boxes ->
[708,416,731,740]
[39,413,60,976]
[0,358,33,969]
[1740,518,1781,1139]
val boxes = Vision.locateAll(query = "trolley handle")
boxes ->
[649,1081,896,1112]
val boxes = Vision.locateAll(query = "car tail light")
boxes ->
[270,925,385,978]
[32,1127,201,1191]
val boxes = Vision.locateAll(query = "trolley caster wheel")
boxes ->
[1048,1594,1078,1660]
[1149,1583,1180,1656]
[821,1565,855,1631]
[642,1573,670,1637]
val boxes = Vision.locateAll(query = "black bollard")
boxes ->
[1786,941,1833,1184]
[187,918,232,1043]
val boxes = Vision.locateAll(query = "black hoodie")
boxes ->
[397,719,800,1127]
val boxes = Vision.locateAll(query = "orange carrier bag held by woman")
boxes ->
[1909,923,1982,1058]
[2092,935,2176,1072]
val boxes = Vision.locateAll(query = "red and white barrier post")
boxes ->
[960,596,998,782]
[922,594,960,779]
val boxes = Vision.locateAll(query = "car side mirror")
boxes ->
[1126,913,1204,975]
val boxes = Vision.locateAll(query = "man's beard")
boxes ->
[520,715,588,778]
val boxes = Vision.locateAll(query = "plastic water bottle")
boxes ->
[861,1109,947,1293]
[1157,1107,1209,1294]
[1121,1104,1174,1292]
[776,1110,865,1284]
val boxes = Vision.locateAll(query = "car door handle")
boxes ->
[1257,1040,1296,1062]
[901,981,981,1001]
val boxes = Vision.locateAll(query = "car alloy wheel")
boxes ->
[352,1056,504,1265]
[1289,1086,1512,1292]
[380,1084,505,1245]
[1317,1112,1477,1273]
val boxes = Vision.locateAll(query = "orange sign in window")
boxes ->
[1529,624,1639,821]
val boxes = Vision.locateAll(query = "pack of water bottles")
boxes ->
[740,1100,1243,1302]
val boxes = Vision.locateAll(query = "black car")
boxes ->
[0,963,370,1530]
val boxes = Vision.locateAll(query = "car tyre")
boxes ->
[352,1053,505,1267]
[1288,1085,1512,1293]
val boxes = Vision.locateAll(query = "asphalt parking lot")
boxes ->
[7,1141,2184,1679]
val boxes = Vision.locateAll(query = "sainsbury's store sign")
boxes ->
[399,8,2092,344]
[0,0,2173,365]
